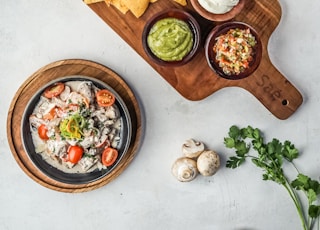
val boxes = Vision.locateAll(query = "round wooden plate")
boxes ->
[7,59,142,193]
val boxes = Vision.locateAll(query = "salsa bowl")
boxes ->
[205,21,262,80]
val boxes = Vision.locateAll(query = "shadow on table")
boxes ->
[235,228,258,230]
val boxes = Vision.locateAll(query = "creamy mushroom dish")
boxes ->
[29,80,122,173]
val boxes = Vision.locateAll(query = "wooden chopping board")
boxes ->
[85,0,302,119]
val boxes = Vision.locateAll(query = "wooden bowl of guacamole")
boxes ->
[142,8,201,67]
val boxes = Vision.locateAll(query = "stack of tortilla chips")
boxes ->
[84,0,187,18]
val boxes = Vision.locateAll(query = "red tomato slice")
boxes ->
[96,89,115,107]
[102,147,118,166]
[44,82,65,98]
[67,145,84,164]
[38,124,49,140]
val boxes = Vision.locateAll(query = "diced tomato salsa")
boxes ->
[213,28,257,76]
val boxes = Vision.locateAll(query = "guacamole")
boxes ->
[147,18,194,61]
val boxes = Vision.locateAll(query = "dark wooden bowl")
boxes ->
[190,0,246,22]
[205,21,262,80]
[142,8,201,67]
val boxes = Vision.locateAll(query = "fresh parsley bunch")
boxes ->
[224,125,320,230]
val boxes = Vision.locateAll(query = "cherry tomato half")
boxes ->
[101,147,118,166]
[67,145,84,164]
[44,82,65,98]
[96,89,115,107]
[38,124,49,140]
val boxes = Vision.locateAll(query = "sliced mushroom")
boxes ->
[79,156,99,171]
[59,85,71,101]
[197,150,220,176]
[66,92,89,107]
[171,157,198,182]
[182,139,205,158]
[77,81,94,103]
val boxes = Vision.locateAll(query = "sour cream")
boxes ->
[198,0,239,14]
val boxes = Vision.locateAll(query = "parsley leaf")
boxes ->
[224,125,320,230]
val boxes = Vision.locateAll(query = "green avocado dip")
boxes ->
[147,18,194,62]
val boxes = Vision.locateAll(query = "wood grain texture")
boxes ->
[7,59,142,193]
[86,0,302,119]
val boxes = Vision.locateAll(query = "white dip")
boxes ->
[198,0,239,14]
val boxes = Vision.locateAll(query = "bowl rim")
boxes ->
[21,75,133,185]
[190,0,246,22]
[142,8,201,67]
[205,21,262,80]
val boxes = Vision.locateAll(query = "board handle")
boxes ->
[241,61,303,120]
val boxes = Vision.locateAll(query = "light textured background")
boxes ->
[1,1,319,230]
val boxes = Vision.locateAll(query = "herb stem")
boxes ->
[291,161,301,174]
[224,125,320,230]
[283,179,308,230]
[287,161,312,229]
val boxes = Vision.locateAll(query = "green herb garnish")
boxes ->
[59,113,86,140]
[224,125,320,230]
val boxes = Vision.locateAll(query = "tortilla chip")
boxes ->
[173,0,187,6]
[110,0,129,14]
[88,0,185,18]
[84,0,104,4]
[104,0,112,6]
[121,0,150,18]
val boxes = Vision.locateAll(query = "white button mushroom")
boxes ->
[197,150,220,176]
[171,157,198,182]
[182,139,205,159]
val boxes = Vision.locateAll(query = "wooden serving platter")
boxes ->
[85,0,302,119]
[7,59,142,193]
